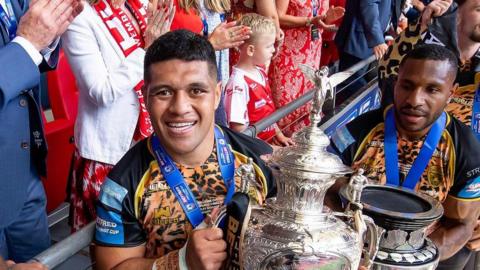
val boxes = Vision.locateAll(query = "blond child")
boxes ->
[224,13,293,146]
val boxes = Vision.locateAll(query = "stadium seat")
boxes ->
[41,51,78,212]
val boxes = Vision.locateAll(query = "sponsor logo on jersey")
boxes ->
[99,178,128,211]
[458,176,480,199]
[95,207,125,245]
[254,99,267,109]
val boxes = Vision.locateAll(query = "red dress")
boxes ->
[170,0,203,33]
[269,0,327,136]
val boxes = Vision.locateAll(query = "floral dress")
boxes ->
[269,0,327,136]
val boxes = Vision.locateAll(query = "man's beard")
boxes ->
[469,25,480,43]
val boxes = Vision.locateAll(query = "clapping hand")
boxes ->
[313,17,338,32]
[144,0,175,48]
[420,0,453,30]
[17,0,84,51]
[325,6,345,24]
[208,21,252,51]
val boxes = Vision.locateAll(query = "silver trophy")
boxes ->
[236,66,379,270]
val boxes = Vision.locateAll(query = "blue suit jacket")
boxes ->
[0,0,58,228]
[335,0,393,59]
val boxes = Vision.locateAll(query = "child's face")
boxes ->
[251,32,276,66]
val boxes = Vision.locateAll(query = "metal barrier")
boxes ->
[32,55,377,269]
[243,55,376,137]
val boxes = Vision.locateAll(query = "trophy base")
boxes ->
[371,257,439,270]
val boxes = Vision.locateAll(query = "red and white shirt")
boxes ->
[224,66,276,141]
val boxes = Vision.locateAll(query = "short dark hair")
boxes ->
[456,0,466,6]
[144,30,218,83]
[400,44,458,76]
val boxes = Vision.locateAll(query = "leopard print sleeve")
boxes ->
[378,21,423,107]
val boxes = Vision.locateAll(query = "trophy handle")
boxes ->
[361,216,383,269]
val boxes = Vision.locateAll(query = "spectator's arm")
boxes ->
[429,197,480,260]
[256,0,283,39]
[61,10,145,107]
[0,43,40,109]
[359,0,385,48]
[230,122,248,132]
[276,0,311,28]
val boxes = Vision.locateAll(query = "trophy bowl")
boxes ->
[340,185,444,270]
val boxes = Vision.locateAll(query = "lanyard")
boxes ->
[311,0,317,17]
[202,16,208,37]
[151,126,235,227]
[472,85,480,140]
[0,0,17,40]
[384,108,446,190]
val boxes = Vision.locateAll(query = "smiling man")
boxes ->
[92,30,274,270]
[330,44,480,267]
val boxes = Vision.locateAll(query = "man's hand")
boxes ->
[421,0,453,30]
[373,43,388,60]
[17,0,84,51]
[208,21,251,51]
[186,228,227,270]
[5,260,47,270]
[144,0,175,48]
[325,6,345,24]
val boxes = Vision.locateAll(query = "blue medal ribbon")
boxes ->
[0,0,17,40]
[472,85,480,140]
[201,16,208,37]
[151,126,235,227]
[384,107,446,190]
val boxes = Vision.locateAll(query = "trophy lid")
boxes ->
[269,66,352,176]
[340,185,444,231]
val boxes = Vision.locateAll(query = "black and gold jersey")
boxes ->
[93,127,274,267]
[331,108,480,203]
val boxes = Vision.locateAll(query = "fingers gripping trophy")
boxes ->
[222,66,380,270]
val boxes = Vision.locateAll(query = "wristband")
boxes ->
[178,242,189,270]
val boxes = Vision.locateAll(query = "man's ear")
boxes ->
[448,82,458,103]
[214,81,222,110]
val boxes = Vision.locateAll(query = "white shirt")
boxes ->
[224,66,266,126]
